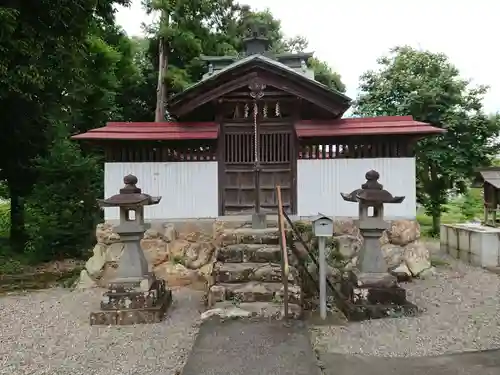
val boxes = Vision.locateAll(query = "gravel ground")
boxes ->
[0,287,204,375]
[311,255,500,357]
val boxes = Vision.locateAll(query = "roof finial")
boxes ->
[242,22,270,56]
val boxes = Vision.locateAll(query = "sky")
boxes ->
[116,0,500,114]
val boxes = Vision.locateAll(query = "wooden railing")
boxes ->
[276,185,289,320]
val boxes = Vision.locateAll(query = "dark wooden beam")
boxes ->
[170,72,258,117]
[258,72,346,117]
[169,60,352,119]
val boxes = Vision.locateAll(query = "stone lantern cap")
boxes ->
[340,170,405,204]
[97,174,161,208]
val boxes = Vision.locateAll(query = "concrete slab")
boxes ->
[181,319,321,375]
[319,349,500,375]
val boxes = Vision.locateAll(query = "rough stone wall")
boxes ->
[77,222,221,290]
[297,219,431,287]
[76,219,431,290]
[333,219,431,276]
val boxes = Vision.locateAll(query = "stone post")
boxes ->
[89,174,172,325]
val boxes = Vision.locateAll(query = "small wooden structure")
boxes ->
[472,167,500,226]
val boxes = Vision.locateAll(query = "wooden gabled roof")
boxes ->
[168,54,352,119]
[472,167,500,188]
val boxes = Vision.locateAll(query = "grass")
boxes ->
[430,257,450,267]
[417,210,461,238]
[417,188,483,237]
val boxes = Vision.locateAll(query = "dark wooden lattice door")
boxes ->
[221,121,295,215]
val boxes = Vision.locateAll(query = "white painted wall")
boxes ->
[104,158,416,221]
[104,162,218,220]
[297,158,417,219]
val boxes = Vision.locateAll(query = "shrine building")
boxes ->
[72,34,444,222]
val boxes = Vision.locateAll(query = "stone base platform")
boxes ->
[337,271,419,321]
[90,289,172,325]
[340,298,419,321]
[90,279,173,325]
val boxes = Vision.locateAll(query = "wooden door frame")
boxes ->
[216,102,299,216]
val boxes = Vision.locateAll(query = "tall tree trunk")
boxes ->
[154,36,167,122]
[431,212,441,237]
[154,10,169,122]
[9,184,26,253]
[163,48,168,116]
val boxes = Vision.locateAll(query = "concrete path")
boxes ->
[180,319,321,375]
[319,349,500,375]
[181,318,500,375]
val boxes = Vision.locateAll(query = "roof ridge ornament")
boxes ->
[248,79,266,100]
[242,24,271,56]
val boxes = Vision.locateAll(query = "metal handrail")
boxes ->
[276,185,289,320]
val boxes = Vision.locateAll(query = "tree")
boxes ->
[354,46,500,234]
[308,57,346,93]
[26,123,102,261]
[229,8,346,92]
[0,0,128,252]
[141,1,346,110]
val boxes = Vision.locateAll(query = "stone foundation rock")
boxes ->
[296,218,431,283]
[90,280,173,325]
[78,222,218,290]
[77,218,430,291]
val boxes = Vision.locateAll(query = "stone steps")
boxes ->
[215,262,296,283]
[220,228,280,246]
[202,300,302,320]
[208,281,301,305]
[217,244,282,263]
[204,227,302,320]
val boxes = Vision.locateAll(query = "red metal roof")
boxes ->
[71,122,219,141]
[71,116,444,142]
[295,116,445,138]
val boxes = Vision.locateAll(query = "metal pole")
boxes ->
[318,236,327,320]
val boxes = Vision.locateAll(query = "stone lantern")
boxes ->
[339,170,417,320]
[90,174,172,325]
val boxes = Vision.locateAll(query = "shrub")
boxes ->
[0,202,9,238]
[25,125,103,261]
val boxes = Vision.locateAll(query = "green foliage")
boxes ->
[143,1,346,97]
[459,188,483,221]
[0,0,346,266]
[0,182,7,199]
[417,188,484,237]
[354,46,500,235]
[308,58,346,93]
[0,0,130,251]
[0,259,24,274]
[26,124,102,261]
[0,202,9,238]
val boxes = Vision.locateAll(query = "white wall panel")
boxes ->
[104,162,218,220]
[297,158,416,219]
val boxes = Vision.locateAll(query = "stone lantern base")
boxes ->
[338,270,418,321]
[90,278,173,325]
